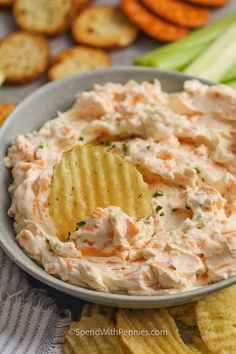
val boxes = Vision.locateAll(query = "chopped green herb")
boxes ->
[104,140,112,147]
[138,193,143,198]
[146,145,151,150]
[104,140,116,151]
[78,136,84,141]
[194,167,201,174]
[172,208,178,212]
[144,216,151,224]
[153,190,163,198]
[156,205,163,213]
[122,141,128,155]
[76,220,86,229]
[159,212,165,217]
[186,204,191,210]
[38,144,44,149]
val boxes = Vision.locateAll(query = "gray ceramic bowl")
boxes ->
[1,67,236,308]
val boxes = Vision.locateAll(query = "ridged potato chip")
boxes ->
[188,335,211,354]
[64,314,129,354]
[196,285,236,353]
[62,339,75,354]
[49,144,152,241]
[80,303,116,321]
[116,309,195,354]
[168,302,197,326]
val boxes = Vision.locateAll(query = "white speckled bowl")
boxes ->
[1,67,235,308]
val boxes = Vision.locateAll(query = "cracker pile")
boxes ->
[63,285,236,353]
[0,0,230,85]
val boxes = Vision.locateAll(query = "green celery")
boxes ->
[221,63,236,83]
[184,22,236,82]
[227,80,236,90]
[135,14,236,70]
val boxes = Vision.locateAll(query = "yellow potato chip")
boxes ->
[168,302,197,327]
[64,314,130,354]
[116,309,195,354]
[80,303,116,321]
[49,144,152,241]
[188,335,211,354]
[196,285,236,353]
[62,339,75,354]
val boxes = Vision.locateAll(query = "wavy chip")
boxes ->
[64,314,128,354]
[196,285,236,353]
[49,145,152,241]
[168,302,197,326]
[117,308,195,354]
[80,303,116,321]
[188,335,211,353]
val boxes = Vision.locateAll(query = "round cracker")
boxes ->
[142,0,209,29]
[14,0,77,36]
[185,0,229,6]
[0,32,50,84]
[71,5,138,50]
[121,0,189,42]
[48,46,111,81]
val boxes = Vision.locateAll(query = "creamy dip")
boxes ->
[5,80,236,295]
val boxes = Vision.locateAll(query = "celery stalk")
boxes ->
[0,72,5,86]
[184,22,236,82]
[227,80,236,90]
[135,14,236,70]
[221,63,236,83]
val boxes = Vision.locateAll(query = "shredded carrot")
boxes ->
[156,261,172,269]
[161,152,173,160]
[77,247,116,257]
[64,259,73,272]
[113,92,126,101]
[47,267,56,275]
[124,269,139,277]
[20,164,30,172]
[35,160,45,169]
[163,164,172,171]
[84,225,95,232]
[186,239,197,249]
[229,143,236,154]
[215,263,230,270]
[126,220,139,238]
[131,95,142,105]
[222,229,236,235]
[32,198,38,213]
[43,201,49,209]
[63,126,71,134]
[21,233,29,241]
[92,208,107,219]
[39,179,50,193]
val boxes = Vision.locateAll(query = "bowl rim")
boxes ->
[1,66,236,307]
